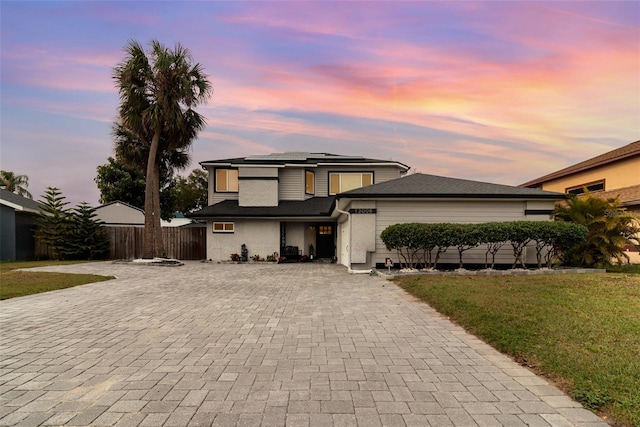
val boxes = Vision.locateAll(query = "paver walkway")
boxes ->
[0,262,607,427]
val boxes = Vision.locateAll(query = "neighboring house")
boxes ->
[191,152,565,271]
[94,201,145,227]
[94,201,195,227]
[521,140,640,262]
[521,140,640,214]
[0,188,42,260]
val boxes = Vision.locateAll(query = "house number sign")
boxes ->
[349,208,377,214]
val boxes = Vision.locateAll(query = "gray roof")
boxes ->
[191,197,336,218]
[338,173,566,200]
[0,189,42,213]
[201,152,409,170]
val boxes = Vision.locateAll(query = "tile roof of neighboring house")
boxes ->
[201,152,409,170]
[337,173,566,199]
[521,140,640,188]
[191,196,337,218]
[0,188,42,213]
[599,184,640,208]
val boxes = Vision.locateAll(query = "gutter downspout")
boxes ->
[335,197,372,274]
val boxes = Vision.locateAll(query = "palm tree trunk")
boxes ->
[153,164,164,257]
[142,131,161,259]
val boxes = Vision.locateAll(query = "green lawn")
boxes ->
[0,260,114,300]
[395,273,640,427]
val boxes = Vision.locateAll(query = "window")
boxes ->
[319,225,332,235]
[329,172,373,195]
[215,169,238,192]
[566,180,605,196]
[305,171,315,195]
[213,222,234,233]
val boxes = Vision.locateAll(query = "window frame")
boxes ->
[305,170,315,195]
[328,172,374,195]
[566,179,605,196]
[215,168,239,193]
[212,222,235,233]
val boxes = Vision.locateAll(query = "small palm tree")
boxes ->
[1,170,32,199]
[113,40,211,258]
[554,191,640,267]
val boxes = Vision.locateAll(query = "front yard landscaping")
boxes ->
[0,260,114,300]
[395,272,640,427]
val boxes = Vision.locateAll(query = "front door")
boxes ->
[316,223,335,259]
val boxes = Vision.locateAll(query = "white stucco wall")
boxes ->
[206,219,280,261]
[239,180,278,207]
[349,201,377,264]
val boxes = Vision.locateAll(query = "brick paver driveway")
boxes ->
[0,262,606,426]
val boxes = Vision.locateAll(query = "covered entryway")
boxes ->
[315,222,336,259]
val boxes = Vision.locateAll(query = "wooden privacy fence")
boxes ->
[105,226,206,260]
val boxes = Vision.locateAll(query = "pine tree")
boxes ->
[68,202,110,260]
[35,187,71,260]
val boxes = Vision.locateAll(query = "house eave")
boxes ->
[337,193,567,200]
[0,200,40,214]
[521,147,640,188]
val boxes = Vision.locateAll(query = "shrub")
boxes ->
[555,192,640,267]
[380,220,589,270]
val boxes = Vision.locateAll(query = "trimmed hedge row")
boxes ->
[379,221,588,270]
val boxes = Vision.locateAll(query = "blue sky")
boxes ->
[1,1,639,205]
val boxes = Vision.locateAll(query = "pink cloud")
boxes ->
[3,44,119,92]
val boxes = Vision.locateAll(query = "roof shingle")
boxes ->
[191,197,336,218]
[338,173,565,199]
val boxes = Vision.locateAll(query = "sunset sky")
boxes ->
[1,1,639,206]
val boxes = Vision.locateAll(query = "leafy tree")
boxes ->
[555,191,640,267]
[113,39,211,258]
[95,157,145,208]
[174,169,208,214]
[95,156,178,220]
[449,223,483,269]
[476,222,509,269]
[34,187,71,260]
[505,221,536,269]
[67,202,110,260]
[1,170,32,199]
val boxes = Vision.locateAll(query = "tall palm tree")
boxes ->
[0,170,32,199]
[113,40,211,258]
[554,191,640,267]
[113,122,191,255]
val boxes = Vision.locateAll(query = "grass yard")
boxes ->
[0,260,114,300]
[395,272,640,427]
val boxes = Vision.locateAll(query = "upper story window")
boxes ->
[566,180,605,196]
[329,172,373,195]
[215,169,238,192]
[305,171,315,195]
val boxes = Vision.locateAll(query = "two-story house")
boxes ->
[192,153,408,266]
[192,152,565,272]
[521,140,640,214]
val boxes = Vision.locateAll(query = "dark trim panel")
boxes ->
[238,176,279,181]
[349,208,377,214]
[524,209,554,215]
